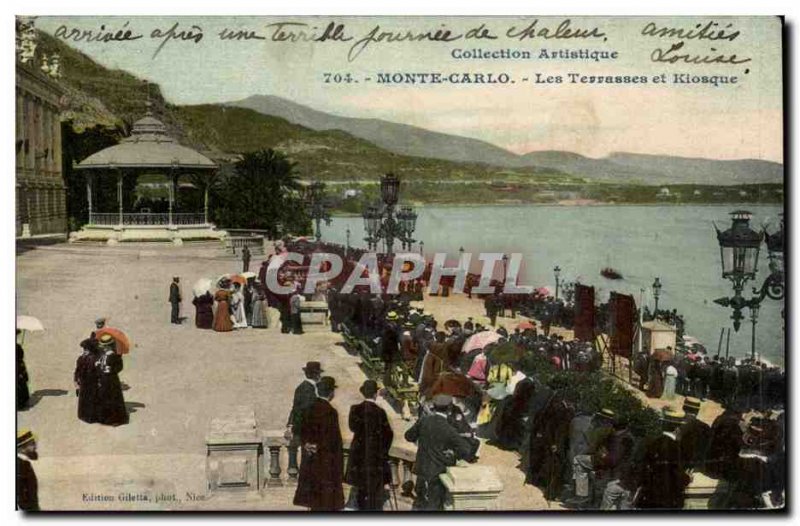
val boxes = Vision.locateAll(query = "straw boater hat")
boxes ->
[683,397,702,414]
[596,408,616,421]
[386,311,399,321]
[662,407,686,425]
[432,394,453,410]
[98,333,115,348]
[17,429,35,448]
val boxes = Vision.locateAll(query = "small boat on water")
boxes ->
[601,267,623,280]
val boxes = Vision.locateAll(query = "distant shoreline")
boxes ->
[332,201,784,216]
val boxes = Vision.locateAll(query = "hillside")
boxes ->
[230,97,784,186]
[229,94,522,167]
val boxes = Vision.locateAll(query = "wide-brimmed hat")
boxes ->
[98,333,115,348]
[386,311,399,321]
[359,379,379,398]
[302,361,323,375]
[17,429,35,448]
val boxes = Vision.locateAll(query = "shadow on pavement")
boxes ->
[24,388,69,409]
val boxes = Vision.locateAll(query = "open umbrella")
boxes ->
[535,286,552,297]
[216,274,232,288]
[516,320,536,331]
[462,331,502,354]
[652,349,674,362]
[16,315,44,332]
[95,327,131,355]
[193,278,214,297]
[428,372,481,399]
[16,315,44,345]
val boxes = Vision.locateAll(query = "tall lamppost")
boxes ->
[501,253,509,289]
[345,227,351,256]
[554,265,561,300]
[304,181,331,243]
[713,210,785,359]
[419,241,424,256]
[652,277,662,316]
[361,173,417,255]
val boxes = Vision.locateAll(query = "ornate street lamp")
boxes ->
[361,173,417,255]
[380,173,400,206]
[713,210,785,359]
[554,265,561,300]
[304,181,332,243]
[652,277,662,316]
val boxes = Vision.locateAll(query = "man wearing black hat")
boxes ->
[404,394,479,510]
[635,408,690,509]
[16,429,39,511]
[293,376,345,511]
[676,397,711,472]
[287,362,322,440]
[345,380,394,511]
[169,276,182,324]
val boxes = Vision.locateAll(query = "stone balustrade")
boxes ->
[261,430,418,499]
[224,235,265,256]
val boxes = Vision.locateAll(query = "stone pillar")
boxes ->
[266,445,283,487]
[286,444,299,485]
[168,173,176,226]
[26,96,35,172]
[117,170,124,226]
[204,182,210,225]
[86,173,93,224]
[439,465,504,511]
[206,406,262,494]
[16,91,23,170]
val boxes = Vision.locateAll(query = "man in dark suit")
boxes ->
[405,394,479,510]
[345,380,394,511]
[287,361,321,436]
[286,362,322,477]
[677,397,711,471]
[293,376,345,511]
[169,276,182,324]
[635,408,691,509]
[242,245,251,273]
[16,429,39,511]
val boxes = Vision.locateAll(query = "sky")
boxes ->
[35,16,783,162]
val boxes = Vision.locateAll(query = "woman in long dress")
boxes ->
[95,334,128,426]
[192,291,214,329]
[213,287,234,332]
[231,283,248,329]
[250,286,271,329]
[74,334,101,423]
[662,363,678,400]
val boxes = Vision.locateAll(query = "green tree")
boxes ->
[213,149,311,238]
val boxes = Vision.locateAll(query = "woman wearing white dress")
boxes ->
[231,282,248,329]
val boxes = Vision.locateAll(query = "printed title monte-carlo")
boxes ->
[272,251,537,296]
[51,18,751,65]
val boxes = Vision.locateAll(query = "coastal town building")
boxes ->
[16,18,67,239]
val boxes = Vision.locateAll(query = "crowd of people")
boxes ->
[634,350,786,412]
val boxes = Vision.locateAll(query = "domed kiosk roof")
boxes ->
[76,112,216,171]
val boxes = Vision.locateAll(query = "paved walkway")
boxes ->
[16,243,555,511]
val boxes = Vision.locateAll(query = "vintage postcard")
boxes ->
[15,15,785,512]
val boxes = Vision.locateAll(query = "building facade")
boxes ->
[16,19,67,238]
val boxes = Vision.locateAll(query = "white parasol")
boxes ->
[16,315,44,332]
[193,278,214,297]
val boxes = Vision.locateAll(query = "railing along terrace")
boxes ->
[262,430,417,498]
[89,212,207,226]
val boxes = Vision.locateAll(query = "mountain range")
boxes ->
[229,95,783,186]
